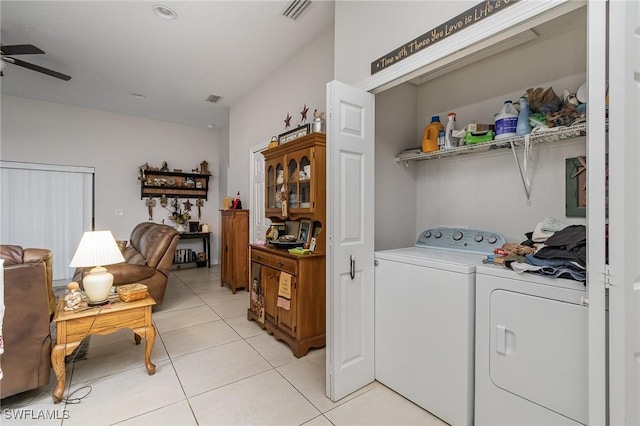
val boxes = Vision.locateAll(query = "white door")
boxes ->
[249,144,270,244]
[585,1,608,424]
[326,80,375,401]
[608,0,640,424]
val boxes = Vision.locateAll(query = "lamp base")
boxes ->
[88,299,110,307]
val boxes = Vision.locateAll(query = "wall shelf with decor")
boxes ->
[140,170,210,200]
[395,122,587,204]
[395,122,587,163]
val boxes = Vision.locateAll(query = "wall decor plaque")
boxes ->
[371,0,519,75]
[278,124,311,145]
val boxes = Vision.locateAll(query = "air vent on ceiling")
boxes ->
[282,0,312,21]
[205,94,222,103]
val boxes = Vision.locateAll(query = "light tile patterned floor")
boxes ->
[1,266,447,425]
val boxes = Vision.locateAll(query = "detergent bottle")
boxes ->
[494,100,518,139]
[421,116,444,153]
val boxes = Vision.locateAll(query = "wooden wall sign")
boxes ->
[371,0,520,75]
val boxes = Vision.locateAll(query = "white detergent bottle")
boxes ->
[444,112,456,149]
[494,100,518,139]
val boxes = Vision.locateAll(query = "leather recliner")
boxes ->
[74,223,179,306]
[0,245,56,399]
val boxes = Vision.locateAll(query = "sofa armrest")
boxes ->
[23,248,55,318]
[106,263,156,284]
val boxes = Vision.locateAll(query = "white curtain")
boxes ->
[0,161,94,280]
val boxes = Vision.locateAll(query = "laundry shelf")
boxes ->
[395,122,587,163]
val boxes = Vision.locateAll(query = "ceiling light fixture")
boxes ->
[153,5,177,20]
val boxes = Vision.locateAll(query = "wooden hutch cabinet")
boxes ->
[220,209,249,293]
[247,133,326,357]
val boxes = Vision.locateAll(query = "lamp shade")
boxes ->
[70,231,125,304]
[70,231,125,268]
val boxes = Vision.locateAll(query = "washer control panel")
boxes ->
[415,227,506,255]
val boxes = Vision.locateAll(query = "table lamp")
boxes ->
[70,230,125,305]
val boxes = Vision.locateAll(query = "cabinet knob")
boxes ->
[257,255,262,260]
[277,261,284,267]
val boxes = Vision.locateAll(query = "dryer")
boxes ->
[475,264,588,425]
[375,227,505,426]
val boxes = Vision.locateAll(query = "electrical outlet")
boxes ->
[115,209,124,216]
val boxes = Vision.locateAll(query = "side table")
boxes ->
[175,232,211,268]
[50,296,156,403]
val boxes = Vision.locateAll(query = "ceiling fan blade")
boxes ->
[9,57,71,81]
[1,44,45,55]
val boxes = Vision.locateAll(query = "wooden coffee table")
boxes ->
[50,296,156,403]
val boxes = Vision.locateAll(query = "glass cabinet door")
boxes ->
[287,158,299,208]
[287,149,313,211]
[265,158,284,212]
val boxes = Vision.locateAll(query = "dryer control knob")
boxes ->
[487,235,498,244]
[452,231,463,241]
[424,231,431,238]
[434,231,442,239]
[475,234,484,242]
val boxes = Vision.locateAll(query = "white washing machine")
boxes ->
[475,264,588,426]
[375,227,505,426]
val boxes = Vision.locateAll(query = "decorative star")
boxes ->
[284,113,292,129]
[183,200,192,211]
[300,104,309,123]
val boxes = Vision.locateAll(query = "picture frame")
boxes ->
[188,221,200,233]
[565,157,586,218]
[278,124,310,145]
[298,219,313,245]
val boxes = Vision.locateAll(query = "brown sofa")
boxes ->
[74,222,179,306]
[1,245,56,399]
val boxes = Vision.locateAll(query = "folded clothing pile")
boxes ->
[512,224,586,282]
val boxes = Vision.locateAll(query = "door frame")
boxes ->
[249,143,269,244]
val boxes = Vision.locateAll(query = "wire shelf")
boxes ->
[395,122,587,163]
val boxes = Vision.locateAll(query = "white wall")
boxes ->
[1,95,222,268]
[336,2,587,244]
[228,25,334,201]
[410,9,587,242]
[334,1,473,85]
[375,82,419,251]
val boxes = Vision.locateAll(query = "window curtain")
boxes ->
[0,162,94,280]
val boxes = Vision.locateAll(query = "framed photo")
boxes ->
[565,157,586,218]
[298,220,313,245]
[278,124,310,145]
[188,221,200,233]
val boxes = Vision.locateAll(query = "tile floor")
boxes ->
[1,266,447,425]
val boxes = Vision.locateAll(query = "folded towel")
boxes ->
[531,217,570,242]
[277,272,292,310]
[539,217,570,233]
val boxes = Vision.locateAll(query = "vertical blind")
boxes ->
[0,161,94,280]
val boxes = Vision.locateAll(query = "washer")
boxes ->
[375,227,505,426]
[475,264,588,425]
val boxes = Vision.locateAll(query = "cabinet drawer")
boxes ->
[270,255,296,275]
[251,250,269,264]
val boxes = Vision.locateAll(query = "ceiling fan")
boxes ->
[0,44,71,81]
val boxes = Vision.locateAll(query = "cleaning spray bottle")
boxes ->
[421,116,444,153]
[444,112,457,149]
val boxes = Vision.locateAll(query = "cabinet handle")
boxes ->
[277,261,284,267]
[256,255,262,260]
